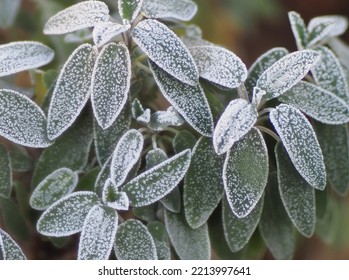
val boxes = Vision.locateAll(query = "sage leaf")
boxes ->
[102,179,129,210]
[270,104,326,190]
[78,205,118,260]
[132,19,199,85]
[93,22,131,47]
[43,1,109,34]
[95,157,112,197]
[328,37,349,70]
[288,11,308,50]
[114,219,157,260]
[9,149,33,172]
[0,89,52,148]
[150,106,184,131]
[173,130,197,153]
[147,221,171,260]
[0,0,21,29]
[118,0,143,23]
[0,145,12,198]
[91,43,131,129]
[0,229,26,260]
[0,41,54,77]
[37,191,99,237]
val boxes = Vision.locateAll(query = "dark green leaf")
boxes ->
[118,0,143,23]
[173,130,197,153]
[288,11,308,50]
[147,221,171,260]
[9,149,33,172]
[0,145,12,198]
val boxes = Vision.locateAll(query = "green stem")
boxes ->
[256,125,280,142]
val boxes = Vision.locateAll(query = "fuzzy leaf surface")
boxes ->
[102,179,130,210]
[0,229,26,260]
[173,130,197,153]
[147,221,171,260]
[93,22,131,47]
[150,106,184,131]
[0,145,12,198]
[118,0,143,23]
[288,11,308,50]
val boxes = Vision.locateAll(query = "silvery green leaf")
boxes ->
[0,89,52,148]
[173,130,197,153]
[43,1,109,35]
[222,195,263,253]
[288,11,308,50]
[131,98,145,119]
[184,137,224,228]
[78,205,118,260]
[132,19,199,85]
[314,122,349,196]
[223,128,268,218]
[0,229,26,260]
[37,191,99,237]
[150,106,184,131]
[0,145,12,198]
[118,0,143,23]
[91,43,131,129]
[165,210,210,260]
[328,37,349,70]
[0,0,21,29]
[95,157,112,196]
[102,179,129,210]
[213,98,257,155]
[47,44,97,140]
[111,129,143,187]
[114,219,157,260]
[251,87,266,108]
[189,45,247,89]
[149,60,213,136]
[279,81,349,124]
[122,149,191,207]
[0,41,54,77]
[275,143,315,237]
[311,46,349,103]
[30,168,78,211]
[64,28,93,44]
[141,0,197,21]
[256,50,320,100]
[270,104,326,190]
[259,175,295,260]
[147,221,171,260]
[9,149,33,172]
[93,22,131,47]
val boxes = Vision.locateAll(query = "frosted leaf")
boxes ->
[270,104,326,190]
[165,210,210,260]
[118,0,143,23]
[64,28,93,44]
[189,46,247,89]
[185,24,202,40]
[147,221,171,260]
[259,175,294,260]
[37,191,99,237]
[150,106,184,131]
[245,47,289,94]
[0,41,54,77]
[184,137,224,229]
[328,37,349,70]
[315,122,349,196]
[122,149,191,207]
[43,1,109,34]
[213,98,257,155]
[93,22,131,47]
[288,11,308,50]
[9,149,33,172]
[141,0,197,21]
[256,50,320,100]
[78,205,118,260]
[30,168,78,211]
[102,179,130,210]
[114,219,157,260]
[111,129,143,187]
[0,89,52,148]
[149,60,213,136]
[95,157,112,196]
[181,24,213,48]
[131,99,150,123]
[0,145,12,198]
[173,130,197,153]
[91,43,131,129]
[222,195,263,253]
[311,46,349,103]
[132,19,199,85]
[47,44,97,140]
[279,81,349,125]
[0,229,26,260]
[223,128,268,218]
[251,87,266,108]
[0,0,21,29]
[275,143,315,237]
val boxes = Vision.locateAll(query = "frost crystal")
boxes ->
[0,145,12,198]
[93,22,131,47]
[118,0,143,23]
[0,229,26,260]
[44,1,110,34]
[150,106,184,131]
[288,11,308,50]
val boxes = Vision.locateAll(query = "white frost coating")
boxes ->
[328,38,349,70]
[288,11,308,50]
[0,89,52,148]
[110,129,143,187]
[47,44,97,140]
[213,98,257,155]
[0,229,26,260]
[279,81,349,125]
[115,219,157,260]
[30,168,78,211]
[137,109,151,123]
[132,19,199,85]
[102,179,130,210]
[118,0,143,23]
[251,87,266,108]
[0,145,12,198]
[36,191,100,237]
[223,128,269,218]
[256,50,320,100]
[270,104,326,190]
[150,106,184,131]
[78,205,118,260]
[93,22,131,47]
[122,149,191,207]
[91,43,131,129]
[141,0,197,21]
[189,45,247,89]
[43,1,110,34]
[149,60,213,136]
[0,41,54,77]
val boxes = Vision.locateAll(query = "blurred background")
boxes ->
[1,0,349,259]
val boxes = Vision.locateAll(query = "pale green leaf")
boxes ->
[118,0,143,23]
[0,229,26,260]
[147,221,171,260]
[93,21,131,47]
[288,11,308,50]
[150,106,184,131]
[0,145,12,198]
